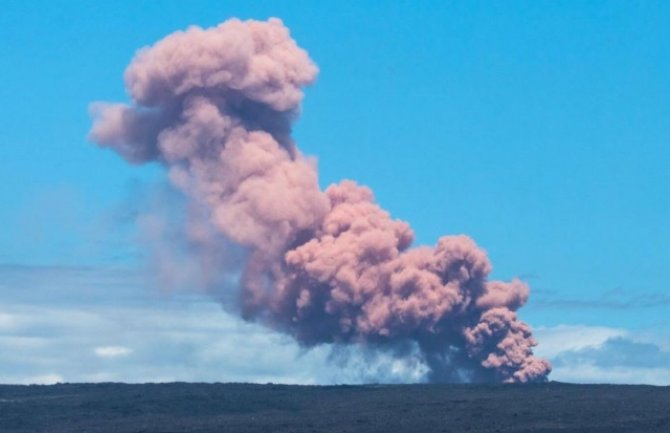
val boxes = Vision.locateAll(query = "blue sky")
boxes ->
[0,1,669,384]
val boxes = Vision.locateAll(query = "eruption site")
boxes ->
[90,18,551,383]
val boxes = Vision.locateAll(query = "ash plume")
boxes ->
[90,18,551,383]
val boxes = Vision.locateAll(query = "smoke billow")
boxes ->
[90,18,551,383]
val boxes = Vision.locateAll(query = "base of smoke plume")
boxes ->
[126,182,539,385]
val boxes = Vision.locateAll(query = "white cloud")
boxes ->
[0,301,347,385]
[533,324,628,359]
[0,313,17,330]
[94,346,132,358]
[534,324,670,385]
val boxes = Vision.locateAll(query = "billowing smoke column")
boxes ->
[90,18,551,383]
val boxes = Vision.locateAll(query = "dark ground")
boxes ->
[1,382,669,433]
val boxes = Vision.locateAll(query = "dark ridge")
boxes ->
[1,382,669,432]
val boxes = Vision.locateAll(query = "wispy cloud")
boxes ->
[532,287,670,310]
[94,346,132,358]
[0,263,148,305]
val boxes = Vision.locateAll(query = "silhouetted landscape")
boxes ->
[1,382,669,432]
